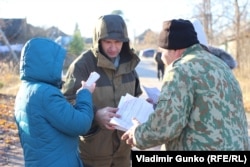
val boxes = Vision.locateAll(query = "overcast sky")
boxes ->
[0,0,199,38]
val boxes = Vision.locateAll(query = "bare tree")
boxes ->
[202,0,213,43]
[0,28,18,62]
[233,0,249,68]
[234,0,241,65]
[193,0,249,68]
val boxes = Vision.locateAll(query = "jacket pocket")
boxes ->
[79,129,114,156]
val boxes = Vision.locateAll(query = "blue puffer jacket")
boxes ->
[14,38,93,167]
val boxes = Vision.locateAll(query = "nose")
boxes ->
[109,43,117,51]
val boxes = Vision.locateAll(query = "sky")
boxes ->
[0,0,199,39]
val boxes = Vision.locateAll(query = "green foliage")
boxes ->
[68,23,84,56]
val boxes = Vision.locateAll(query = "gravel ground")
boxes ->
[0,94,24,167]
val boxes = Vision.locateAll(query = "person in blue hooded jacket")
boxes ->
[14,37,96,167]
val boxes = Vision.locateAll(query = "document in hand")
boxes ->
[110,93,154,131]
[142,86,161,104]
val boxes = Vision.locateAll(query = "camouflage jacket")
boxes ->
[134,44,249,150]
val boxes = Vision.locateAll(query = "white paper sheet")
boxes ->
[142,86,161,104]
[110,93,154,131]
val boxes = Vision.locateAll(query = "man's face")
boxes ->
[100,39,123,59]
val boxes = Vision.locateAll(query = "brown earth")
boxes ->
[0,94,24,166]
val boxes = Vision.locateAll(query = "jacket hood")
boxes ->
[19,37,66,87]
[191,18,237,69]
[191,18,208,47]
[207,46,237,69]
[92,14,129,50]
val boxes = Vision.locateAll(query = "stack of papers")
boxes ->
[110,93,154,131]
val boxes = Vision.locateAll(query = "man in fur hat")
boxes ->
[122,19,249,151]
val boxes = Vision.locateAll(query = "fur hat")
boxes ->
[158,19,199,49]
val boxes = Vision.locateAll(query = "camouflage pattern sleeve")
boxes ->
[133,45,249,150]
[133,66,192,149]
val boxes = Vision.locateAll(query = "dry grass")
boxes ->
[234,69,250,113]
[0,62,20,96]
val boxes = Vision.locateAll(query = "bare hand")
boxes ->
[77,81,96,93]
[95,107,120,130]
[121,118,140,147]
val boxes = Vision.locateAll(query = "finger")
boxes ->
[126,139,131,145]
[132,117,140,126]
[108,122,118,130]
[126,138,134,146]
[91,83,96,88]
[121,134,127,140]
[81,81,85,86]
[121,132,129,140]
[110,113,120,118]
[105,123,116,130]
[110,109,119,114]
[146,98,153,103]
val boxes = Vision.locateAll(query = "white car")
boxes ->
[139,48,156,58]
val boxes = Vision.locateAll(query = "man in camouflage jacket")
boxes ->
[122,19,249,150]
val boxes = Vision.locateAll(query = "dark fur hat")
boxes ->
[158,19,199,49]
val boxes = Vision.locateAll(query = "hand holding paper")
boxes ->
[110,93,154,131]
[143,86,161,104]
[85,71,100,86]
